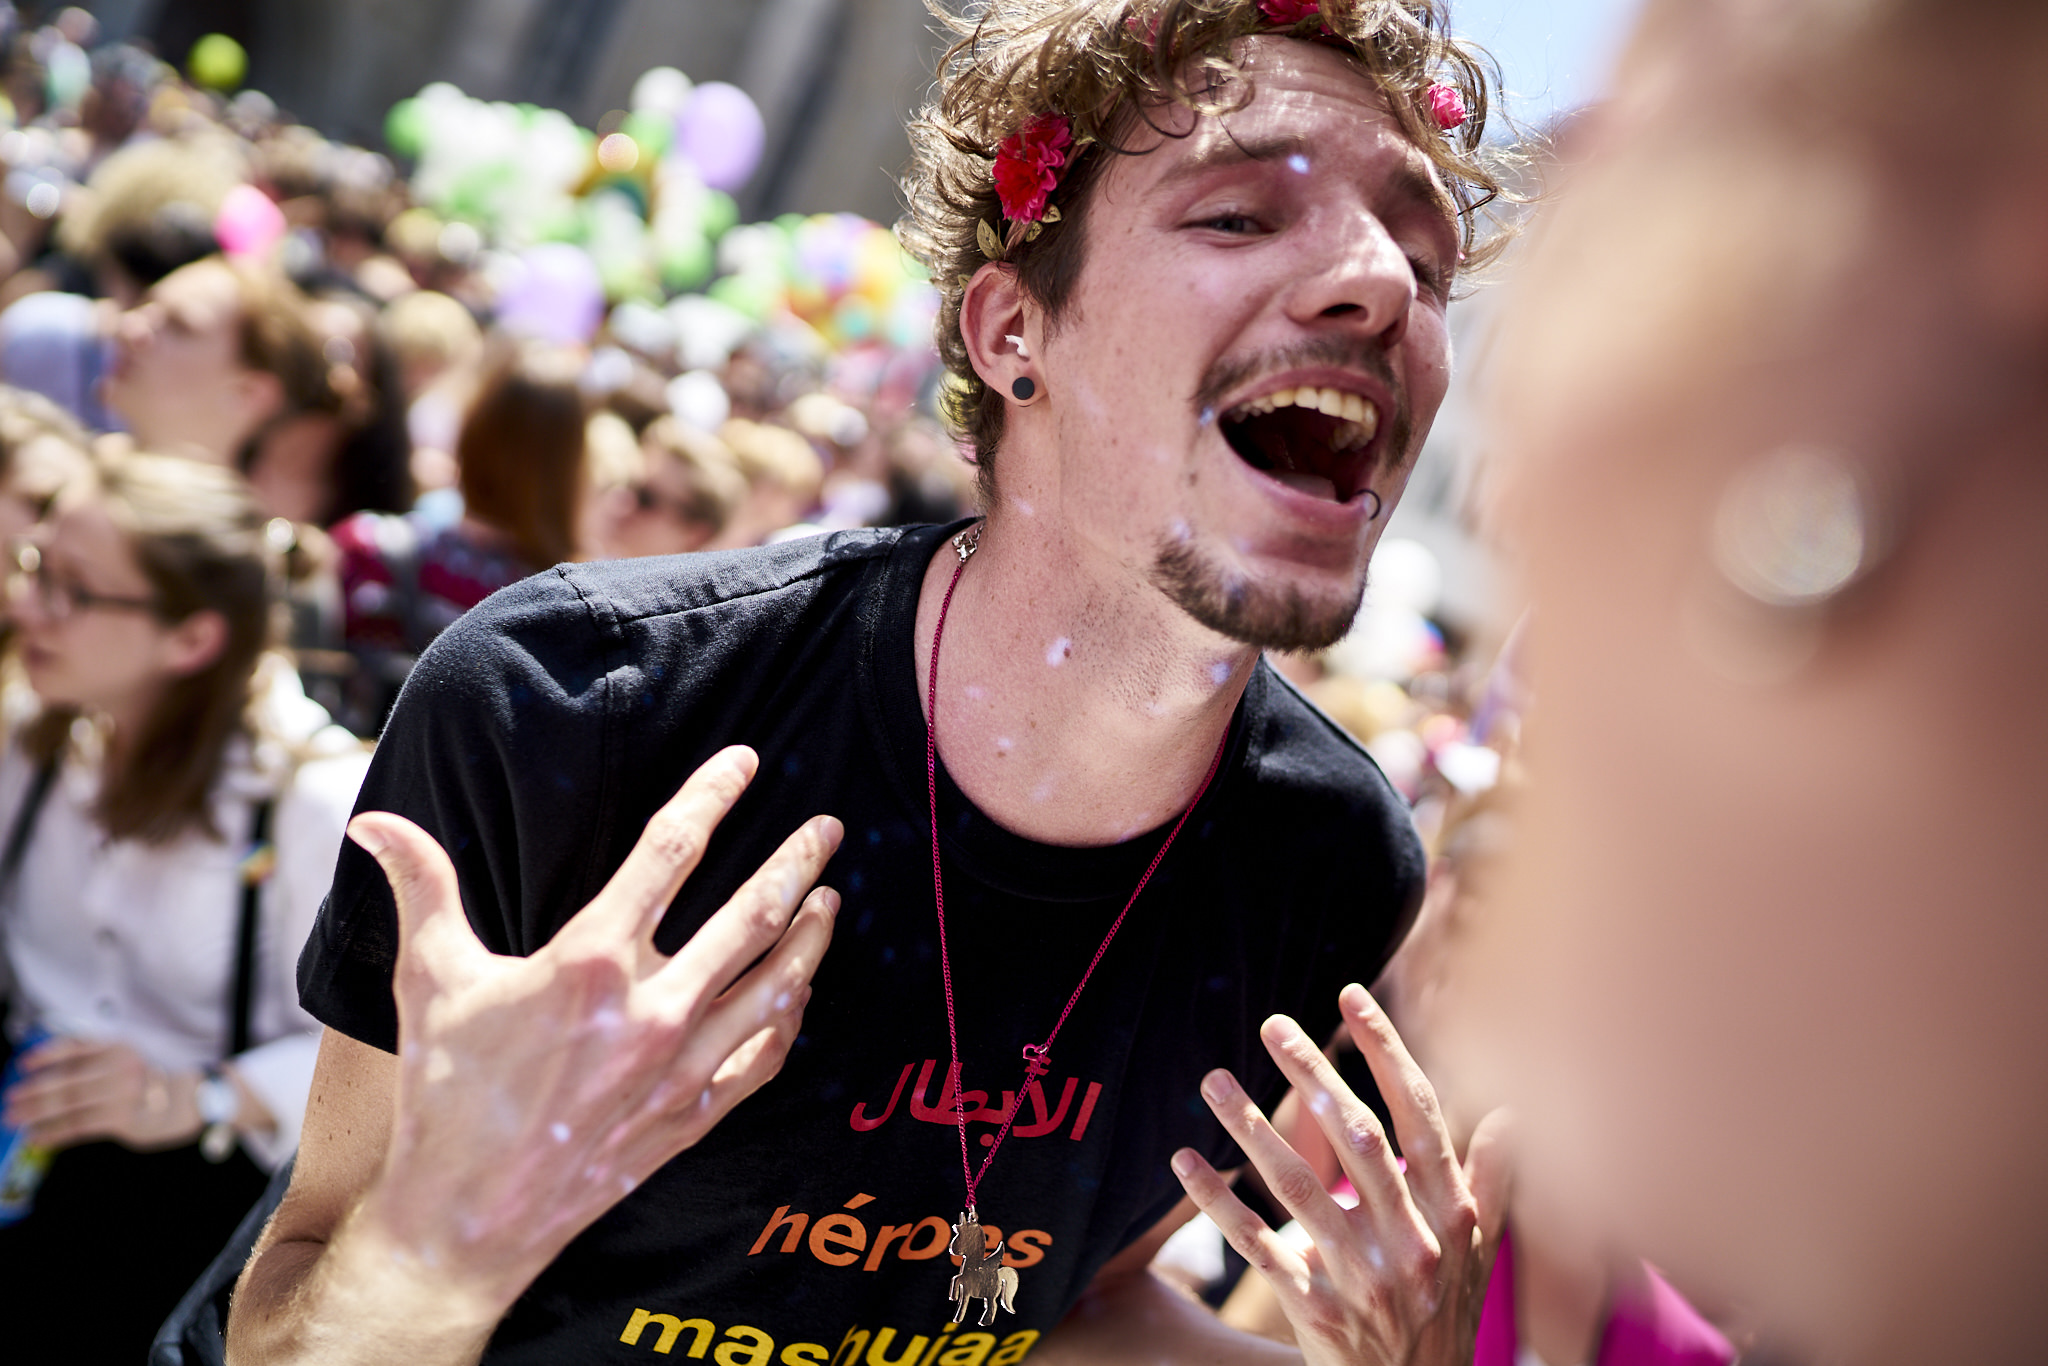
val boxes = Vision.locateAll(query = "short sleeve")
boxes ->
[296,567,623,1051]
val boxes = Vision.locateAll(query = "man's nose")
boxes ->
[1285,210,1417,348]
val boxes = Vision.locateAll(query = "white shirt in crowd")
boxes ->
[0,660,370,1169]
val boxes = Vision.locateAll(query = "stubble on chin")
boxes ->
[1150,534,1366,653]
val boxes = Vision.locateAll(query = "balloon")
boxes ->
[659,233,715,293]
[632,67,692,116]
[699,191,739,241]
[622,109,671,160]
[667,369,731,433]
[214,184,288,260]
[707,271,779,321]
[672,83,765,193]
[189,33,248,92]
[384,97,427,158]
[494,242,606,344]
[43,40,88,109]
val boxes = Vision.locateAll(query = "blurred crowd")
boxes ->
[0,4,980,742]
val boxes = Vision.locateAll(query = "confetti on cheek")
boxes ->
[1046,636,1071,666]
[550,1122,571,1144]
[964,684,987,701]
[995,736,1014,753]
[1209,660,1233,687]
[1287,153,1311,175]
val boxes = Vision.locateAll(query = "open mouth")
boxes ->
[1219,386,1380,504]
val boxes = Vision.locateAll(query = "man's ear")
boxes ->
[160,608,228,678]
[959,263,1040,395]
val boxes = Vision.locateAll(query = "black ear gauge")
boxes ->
[1011,376,1036,401]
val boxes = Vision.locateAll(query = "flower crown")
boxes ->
[987,1,1470,246]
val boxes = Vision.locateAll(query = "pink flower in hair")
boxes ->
[1258,0,1322,23]
[1427,81,1469,131]
[993,113,1073,224]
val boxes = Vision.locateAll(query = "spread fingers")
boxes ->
[1169,1148,1311,1298]
[1196,1067,1353,1250]
[584,747,761,939]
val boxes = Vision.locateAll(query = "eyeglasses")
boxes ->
[8,542,163,623]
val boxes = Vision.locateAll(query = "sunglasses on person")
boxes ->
[7,541,164,623]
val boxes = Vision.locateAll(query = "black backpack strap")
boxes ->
[0,757,58,899]
[227,798,275,1058]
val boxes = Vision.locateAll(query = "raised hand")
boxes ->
[1171,983,1510,1366]
[344,744,842,1315]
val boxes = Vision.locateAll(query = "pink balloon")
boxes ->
[673,82,765,193]
[213,183,287,260]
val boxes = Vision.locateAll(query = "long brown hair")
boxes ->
[26,453,277,844]
[456,345,587,570]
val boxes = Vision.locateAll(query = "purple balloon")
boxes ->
[495,243,606,345]
[673,82,766,193]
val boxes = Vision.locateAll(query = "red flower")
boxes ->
[1427,82,1469,132]
[1257,0,1321,24]
[993,114,1073,224]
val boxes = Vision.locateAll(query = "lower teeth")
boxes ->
[1272,471,1338,500]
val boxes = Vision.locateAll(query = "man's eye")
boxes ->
[1408,255,1449,298]
[1200,213,1260,234]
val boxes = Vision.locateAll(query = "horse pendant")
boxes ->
[948,1211,1020,1326]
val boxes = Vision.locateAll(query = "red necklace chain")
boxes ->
[925,522,1228,1322]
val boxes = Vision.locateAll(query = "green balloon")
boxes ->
[384,98,427,159]
[699,191,739,241]
[709,272,778,321]
[622,109,671,160]
[189,33,248,92]
[660,234,715,292]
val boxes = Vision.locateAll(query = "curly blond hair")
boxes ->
[900,0,1510,497]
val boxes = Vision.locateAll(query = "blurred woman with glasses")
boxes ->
[0,451,368,1360]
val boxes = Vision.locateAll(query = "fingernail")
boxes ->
[1200,1069,1232,1104]
[821,887,841,916]
[1340,982,1373,1015]
[348,817,387,856]
[1170,1148,1198,1179]
[1262,1013,1301,1044]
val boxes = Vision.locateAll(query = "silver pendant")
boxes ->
[947,1210,1019,1325]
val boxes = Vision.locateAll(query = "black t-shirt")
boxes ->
[300,522,1424,1365]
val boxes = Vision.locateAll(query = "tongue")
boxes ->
[1271,470,1339,501]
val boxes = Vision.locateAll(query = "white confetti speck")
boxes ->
[550,1122,571,1144]
[1047,637,1071,667]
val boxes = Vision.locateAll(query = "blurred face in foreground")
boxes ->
[1442,4,2048,1363]
[997,37,1458,650]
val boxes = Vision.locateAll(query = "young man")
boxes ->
[230,3,1507,1362]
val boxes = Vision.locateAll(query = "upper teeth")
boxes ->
[1229,387,1381,449]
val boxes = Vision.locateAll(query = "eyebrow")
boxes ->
[1159,132,1460,236]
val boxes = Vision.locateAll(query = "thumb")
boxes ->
[1463,1106,1515,1258]
[349,811,490,997]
